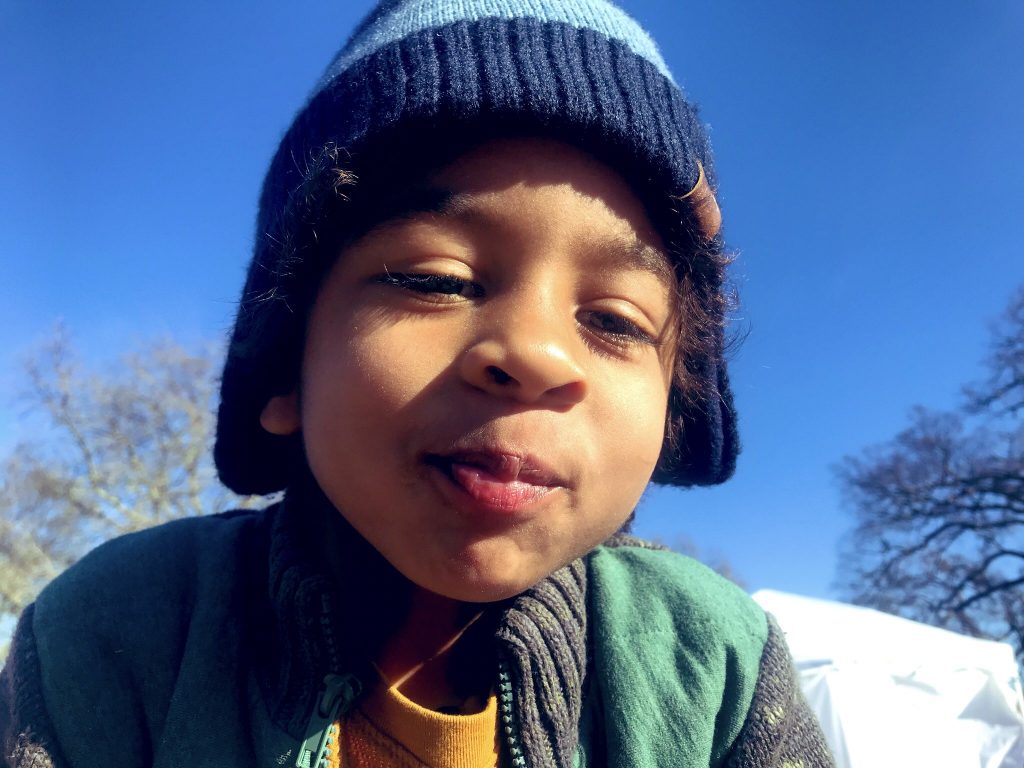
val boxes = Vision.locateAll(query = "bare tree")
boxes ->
[836,287,1024,666]
[966,286,1024,417]
[0,329,265,643]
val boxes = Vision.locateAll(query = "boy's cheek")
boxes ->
[595,369,672,456]
[304,315,432,397]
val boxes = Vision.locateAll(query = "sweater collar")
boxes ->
[264,478,589,767]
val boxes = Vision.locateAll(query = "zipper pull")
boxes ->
[295,673,361,768]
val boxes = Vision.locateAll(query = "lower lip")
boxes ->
[427,460,558,516]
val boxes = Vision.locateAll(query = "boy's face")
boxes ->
[265,137,677,602]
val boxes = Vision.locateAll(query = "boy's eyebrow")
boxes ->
[363,184,674,284]
[606,238,675,286]
[360,184,467,231]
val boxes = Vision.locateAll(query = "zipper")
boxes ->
[319,592,342,673]
[294,673,361,768]
[497,657,527,767]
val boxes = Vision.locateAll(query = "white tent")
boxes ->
[752,590,1024,768]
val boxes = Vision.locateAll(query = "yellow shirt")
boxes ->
[325,680,500,768]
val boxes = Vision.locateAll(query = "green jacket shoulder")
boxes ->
[28,510,268,768]
[584,543,768,768]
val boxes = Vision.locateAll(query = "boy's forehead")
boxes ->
[354,137,673,280]
[361,180,673,285]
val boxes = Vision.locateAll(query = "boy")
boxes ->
[1,1,834,766]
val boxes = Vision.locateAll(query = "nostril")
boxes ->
[486,365,513,385]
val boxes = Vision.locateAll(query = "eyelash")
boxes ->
[374,271,657,347]
[374,271,484,299]
[578,311,657,347]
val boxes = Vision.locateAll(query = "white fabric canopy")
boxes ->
[752,590,1024,768]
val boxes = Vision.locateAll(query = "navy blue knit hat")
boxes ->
[215,0,739,495]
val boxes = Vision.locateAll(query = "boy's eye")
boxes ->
[579,310,657,346]
[374,271,484,299]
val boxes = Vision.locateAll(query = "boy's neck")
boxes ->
[298,493,497,712]
[375,588,493,713]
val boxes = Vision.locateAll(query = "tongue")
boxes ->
[450,461,549,510]
[469,454,523,482]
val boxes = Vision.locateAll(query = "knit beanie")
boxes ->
[215,0,739,495]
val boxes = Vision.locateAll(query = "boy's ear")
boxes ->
[260,391,301,435]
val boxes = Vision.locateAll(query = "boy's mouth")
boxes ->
[423,451,563,513]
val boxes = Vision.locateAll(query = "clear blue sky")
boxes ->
[3,1,1023,599]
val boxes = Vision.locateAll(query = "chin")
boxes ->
[436,582,536,605]
[403,556,546,604]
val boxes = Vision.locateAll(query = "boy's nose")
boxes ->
[459,311,588,407]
